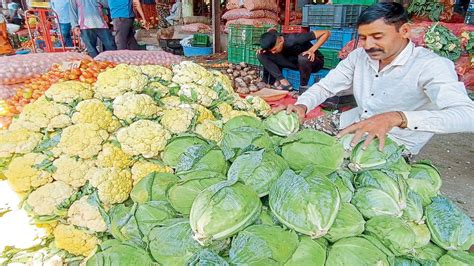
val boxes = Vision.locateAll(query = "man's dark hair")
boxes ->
[260,31,280,50]
[357,2,408,30]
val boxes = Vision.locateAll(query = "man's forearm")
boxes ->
[403,105,474,134]
[133,0,147,21]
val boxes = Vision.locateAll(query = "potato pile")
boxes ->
[226,62,272,94]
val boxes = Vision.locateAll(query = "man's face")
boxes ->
[270,36,284,54]
[358,18,409,61]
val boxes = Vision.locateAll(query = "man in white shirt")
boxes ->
[279,2,474,155]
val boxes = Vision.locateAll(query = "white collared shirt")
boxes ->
[296,41,474,154]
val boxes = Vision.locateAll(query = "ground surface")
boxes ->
[416,133,474,219]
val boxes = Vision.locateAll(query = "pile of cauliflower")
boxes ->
[0,62,271,260]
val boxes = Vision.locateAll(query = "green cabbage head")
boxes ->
[326,237,391,266]
[280,129,344,175]
[162,134,208,168]
[365,215,418,256]
[425,196,473,251]
[263,111,300,136]
[269,169,340,238]
[167,171,225,215]
[190,180,261,245]
[86,241,157,266]
[227,149,289,197]
[438,251,474,266]
[326,203,365,243]
[130,172,178,204]
[407,161,442,206]
[228,224,299,265]
[348,137,403,172]
[285,237,328,266]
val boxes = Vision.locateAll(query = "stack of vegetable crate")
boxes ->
[228,24,277,67]
[281,3,372,89]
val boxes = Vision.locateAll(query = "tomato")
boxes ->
[68,74,79,80]
[71,68,82,76]
[85,78,95,84]
[81,71,93,79]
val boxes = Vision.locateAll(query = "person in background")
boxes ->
[51,0,73,47]
[165,0,181,26]
[7,0,22,25]
[257,28,330,91]
[69,0,117,57]
[277,2,474,156]
[108,0,148,50]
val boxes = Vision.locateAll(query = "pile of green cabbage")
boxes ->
[13,110,474,265]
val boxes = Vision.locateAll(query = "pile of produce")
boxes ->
[1,60,116,129]
[1,61,473,265]
[424,23,462,61]
[407,0,445,22]
[226,62,274,94]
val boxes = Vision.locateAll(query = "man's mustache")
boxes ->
[365,48,384,53]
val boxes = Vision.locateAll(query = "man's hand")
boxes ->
[302,49,316,62]
[73,27,81,36]
[256,49,263,55]
[337,112,404,151]
[272,104,307,123]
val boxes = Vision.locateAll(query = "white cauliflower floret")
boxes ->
[4,153,53,193]
[45,81,93,104]
[86,167,133,205]
[112,92,160,122]
[195,120,223,143]
[52,155,94,188]
[117,120,171,158]
[96,143,134,169]
[179,83,218,107]
[212,70,234,94]
[67,196,107,232]
[71,99,120,133]
[94,64,148,99]
[192,104,215,124]
[57,123,109,159]
[0,128,43,158]
[161,96,182,107]
[9,96,71,132]
[131,159,173,185]
[216,102,257,123]
[140,65,173,82]
[246,95,271,117]
[172,61,215,87]
[161,107,195,134]
[26,181,75,216]
[232,94,254,111]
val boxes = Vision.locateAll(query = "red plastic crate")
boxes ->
[282,25,310,34]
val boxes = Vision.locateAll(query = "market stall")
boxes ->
[0,0,473,265]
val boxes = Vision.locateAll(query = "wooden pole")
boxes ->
[212,0,221,53]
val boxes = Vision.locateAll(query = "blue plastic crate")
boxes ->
[183,46,213,57]
[311,26,357,50]
[282,68,330,89]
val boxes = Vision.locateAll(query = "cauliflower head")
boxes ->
[4,153,53,193]
[179,83,218,107]
[67,196,107,232]
[160,107,194,134]
[57,123,109,159]
[217,102,257,123]
[172,61,212,85]
[71,99,120,133]
[193,104,215,124]
[140,65,173,82]
[9,96,71,132]
[212,70,234,94]
[117,120,171,158]
[112,92,160,122]
[52,155,94,188]
[246,95,271,117]
[131,159,173,185]
[53,224,99,256]
[232,94,254,111]
[45,81,93,104]
[145,81,170,98]
[87,167,132,205]
[96,143,134,169]
[161,96,181,108]
[94,64,148,99]
[195,119,223,143]
[0,128,42,158]
[26,181,75,216]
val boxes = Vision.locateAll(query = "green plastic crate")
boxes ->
[332,0,377,5]
[319,48,340,69]
[228,44,246,64]
[229,24,280,45]
[245,45,261,66]
[192,34,210,47]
